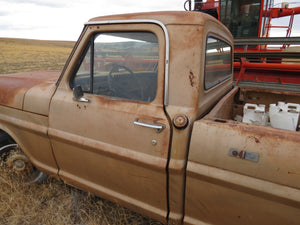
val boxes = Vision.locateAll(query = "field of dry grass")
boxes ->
[0,38,162,225]
[0,167,161,225]
[0,38,75,74]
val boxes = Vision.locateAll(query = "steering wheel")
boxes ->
[108,64,144,100]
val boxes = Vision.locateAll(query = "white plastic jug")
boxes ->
[243,103,268,126]
[269,102,300,131]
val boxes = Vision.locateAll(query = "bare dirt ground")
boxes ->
[0,38,163,225]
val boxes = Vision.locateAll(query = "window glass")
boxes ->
[72,32,158,102]
[205,37,232,90]
[220,0,261,38]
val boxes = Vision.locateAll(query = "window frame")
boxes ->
[69,39,93,93]
[70,31,160,103]
[204,34,233,90]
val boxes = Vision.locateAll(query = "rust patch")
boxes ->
[248,135,260,143]
[0,71,60,108]
[189,70,195,87]
[89,11,207,26]
[203,118,300,143]
[0,76,40,107]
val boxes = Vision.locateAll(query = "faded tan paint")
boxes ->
[0,71,59,109]
[23,82,57,116]
[0,105,58,177]
[49,23,170,223]
[185,162,300,225]
[165,15,233,224]
[0,71,60,177]
[190,118,300,188]
[197,19,233,118]
[186,86,300,224]
[89,11,208,26]
[0,11,298,225]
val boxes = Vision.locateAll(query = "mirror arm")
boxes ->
[73,85,90,103]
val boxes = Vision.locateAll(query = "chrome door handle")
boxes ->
[73,97,90,103]
[134,119,166,133]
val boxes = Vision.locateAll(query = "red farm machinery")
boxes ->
[185,0,300,89]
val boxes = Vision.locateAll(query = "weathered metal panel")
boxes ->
[88,11,208,27]
[190,118,300,189]
[184,161,300,225]
[165,17,233,225]
[23,82,57,116]
[49,22,170,224]
[0,105,59,177]
[185,96,300,224]
[0,71,60,109]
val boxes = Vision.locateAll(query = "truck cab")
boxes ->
[0,11,299,225]
[48,11,232,224]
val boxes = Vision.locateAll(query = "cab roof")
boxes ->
[88,11,215,26]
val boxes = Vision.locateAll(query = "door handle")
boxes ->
[134,119,166,133]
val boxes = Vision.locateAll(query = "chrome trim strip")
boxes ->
[85,19,170,106]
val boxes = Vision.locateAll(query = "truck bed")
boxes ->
[206,86,300,127]
[196,87,300,189]
[185,86,300,225]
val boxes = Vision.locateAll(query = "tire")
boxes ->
[0,130,12,147]
[0,143,48,184]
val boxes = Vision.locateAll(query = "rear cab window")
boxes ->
[204,36,232,90]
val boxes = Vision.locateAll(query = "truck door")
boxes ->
[48,23,170,222]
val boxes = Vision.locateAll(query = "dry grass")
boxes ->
[0,169,161,225]
[0,38,75,74]
[0,38,163,225]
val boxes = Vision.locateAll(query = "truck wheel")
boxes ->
[0,143,47,184]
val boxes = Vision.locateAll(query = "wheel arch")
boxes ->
[0,125,34,160]
[0,121,59,178]
[0,127,17,146]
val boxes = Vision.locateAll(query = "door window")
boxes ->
[71,32,159,102]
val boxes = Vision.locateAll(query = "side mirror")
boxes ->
[73,85,89,103]
[73,85,84,99]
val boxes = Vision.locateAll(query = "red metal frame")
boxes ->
[265,7,299,38]
[189,0,300,85]
[257,0,264,38]
[234,61,300,85]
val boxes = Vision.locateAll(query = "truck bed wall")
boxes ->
[185,86,300,225]
[206,86,300,124]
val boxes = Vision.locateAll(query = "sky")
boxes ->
[0,0,299,41]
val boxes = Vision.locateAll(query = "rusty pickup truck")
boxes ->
[0,11,299,225]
